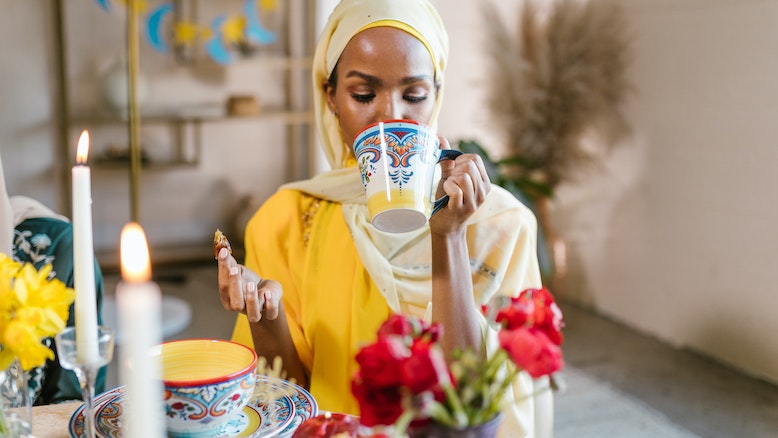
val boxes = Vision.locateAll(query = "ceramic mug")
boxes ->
[353,119,462,233]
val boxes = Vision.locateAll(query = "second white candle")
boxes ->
[117,222,164,438]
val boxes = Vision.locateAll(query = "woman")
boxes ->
[217,0,551,435]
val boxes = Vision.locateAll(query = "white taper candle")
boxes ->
[117,222,164,438]
[72,130,99,365]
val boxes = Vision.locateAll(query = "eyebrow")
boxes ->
[344,70,434,85]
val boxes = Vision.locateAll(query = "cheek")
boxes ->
[409,105,437,126]
[338,118,363,154]
[335,104,373,147]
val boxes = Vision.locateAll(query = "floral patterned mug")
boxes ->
[353,119,461,233]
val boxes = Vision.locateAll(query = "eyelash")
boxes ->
[352,93,374,103]
[350,93,428,104]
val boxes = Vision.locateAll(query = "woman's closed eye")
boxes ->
[404,93,428,103]
[349,91,430,104]
[351,92,375,103]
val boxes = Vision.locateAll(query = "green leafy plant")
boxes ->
[458,139,553,201]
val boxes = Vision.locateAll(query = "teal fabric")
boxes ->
[12,217,106,405]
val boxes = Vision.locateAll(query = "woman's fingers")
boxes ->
[438,135,451,150]
[217,247,245,312]
[259,280,282,320]
[217,248,282,322]
[430,153,492,234]
[244,281,265,323]
[436,136,455,198]
[443,169,472,209]
[444,154,490,212]
[247,280,283,322]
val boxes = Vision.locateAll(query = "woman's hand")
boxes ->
[430,135,491,235]
[217,247,283,323]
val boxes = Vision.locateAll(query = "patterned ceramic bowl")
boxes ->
[158,338,257,437]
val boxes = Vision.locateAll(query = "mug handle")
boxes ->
[431,149,464,217]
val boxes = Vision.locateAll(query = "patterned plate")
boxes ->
[69,385,295,438]
[254,376,319,438]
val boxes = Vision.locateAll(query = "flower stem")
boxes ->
[0,407,8,435]
[442,383,468,427]
[392,409,418,436]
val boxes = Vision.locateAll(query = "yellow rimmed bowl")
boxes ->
[157,338,257,437]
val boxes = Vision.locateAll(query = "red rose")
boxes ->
[355,336,407,387]
[293,413,360,437]
[352,378,404,426]
[498,327,563,378]
[529,288,564,345]
[536,300,564,345]
[377,314,442,345]
[401,339,450,393]
[496,294,534,329]
[377,314,415,338]
[496,288,564,345]
[420,322,442,343]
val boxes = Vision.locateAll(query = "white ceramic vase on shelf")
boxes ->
[99,55,149,119]
[0,355,32,438]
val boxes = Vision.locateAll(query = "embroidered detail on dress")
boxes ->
[301,199,321,247]
[14,229,58,278]
[471,260,498,280]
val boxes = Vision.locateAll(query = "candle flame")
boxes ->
[76,130,90,164]
[120,222,151,282]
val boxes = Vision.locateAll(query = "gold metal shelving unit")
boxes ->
[54,0,316,227]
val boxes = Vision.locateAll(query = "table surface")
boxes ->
[32,402,80,438]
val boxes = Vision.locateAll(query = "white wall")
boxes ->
[2,0,777,384]
[590,0,778,383]
[436,0,778,384]
[0,1,61,213]
[556,0,778,385]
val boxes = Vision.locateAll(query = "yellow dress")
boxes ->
[231,189,392,415]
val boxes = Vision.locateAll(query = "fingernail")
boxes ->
[219,247,229,259]
[229,266,240,276]
[265,291,272,301]
[247,282,256,292]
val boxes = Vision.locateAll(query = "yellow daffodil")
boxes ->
[0,254,75,372]
[1,321,54,371]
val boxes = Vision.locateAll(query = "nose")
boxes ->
[379,95,405,121]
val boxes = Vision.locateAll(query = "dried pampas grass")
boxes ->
[483,0,632,195]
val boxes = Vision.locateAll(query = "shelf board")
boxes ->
[70,109,313,125]
[239,56,313,69]
[91,159,199,171]
[176,55,313,71]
